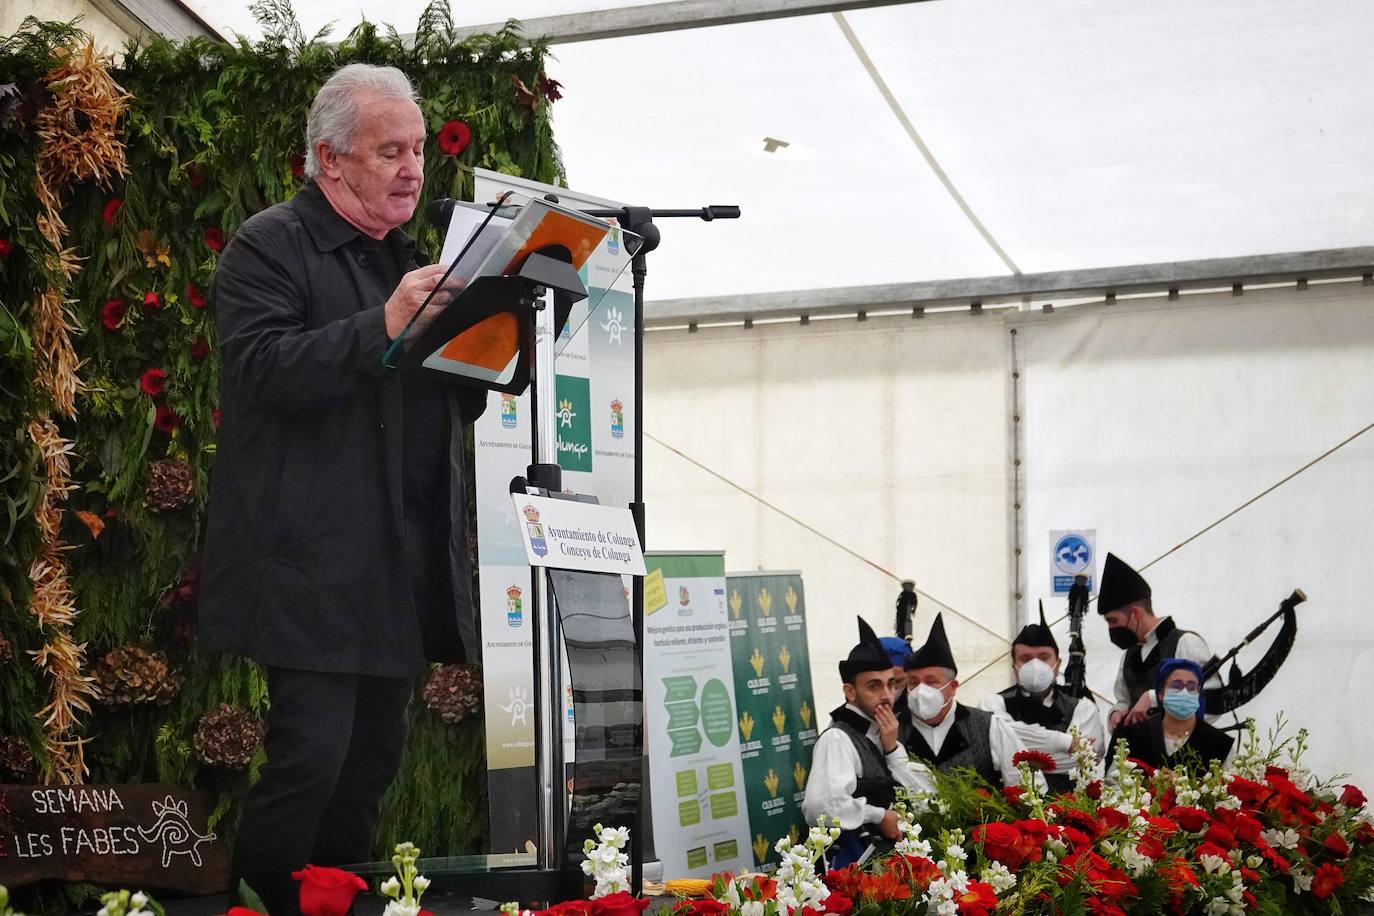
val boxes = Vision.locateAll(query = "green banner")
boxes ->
[726,572,818,870]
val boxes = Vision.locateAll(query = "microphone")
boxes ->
[424,197,523,227]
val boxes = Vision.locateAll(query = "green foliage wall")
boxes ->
[0,1,562,902]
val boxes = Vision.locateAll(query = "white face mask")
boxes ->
[910,682,951,721]
[1016,658,1056,694]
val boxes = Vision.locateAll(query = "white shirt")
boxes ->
[980,688,1107,774]
[802,704,934,830]
[910,702,1043,788]
[1112,619,1216,713]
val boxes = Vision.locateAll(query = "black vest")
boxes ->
[1122,617,1197,706]
[1107,712,1235,772]
[998,686,1079,793]
[903,704,1001,787]
[825,706,898,810]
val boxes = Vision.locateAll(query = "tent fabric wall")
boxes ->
[1017,281,1374,789]
[642,314,1015,721]
[644,280,1374,787]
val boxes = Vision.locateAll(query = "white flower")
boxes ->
[413,875,431,892]
[129,894,147,910]
[380,877,401,898]
[1291,869,1313,894]
[979,862,1017,894]
[383,901,421,916]
[740,901,765,916]
[943,843,967,863]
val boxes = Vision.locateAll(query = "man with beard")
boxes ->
[803,618,932,867]
[980,606,1105,792]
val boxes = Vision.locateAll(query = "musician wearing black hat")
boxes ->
[803,617,933,868]
[900,613,1036,789]
[1098,552,1217,731]
[979,606,1105,793]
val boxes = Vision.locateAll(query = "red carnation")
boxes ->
[292,864,367,916]
[1193,841,1230,863]
[1085,779,1103,799]
[1341,785,1367,809]
[205,227,226,252]
[187,282,206,309]
[1002,785,1025,805]
[1172,806,1209,832]
[1095,806,1131,834]
[101,298,128,331]
[0,238,11,260]
[1227,775,1272,807]
[102,198,124,226]
[190,337,211,361]
[821,892,852,915]
[1203,821,1236,850]
[142,291,163,313]
[1324,831,1352,858]
[290,153,306,178]
[140,367,167,397]
[155,404,180,434]
[437,119,471,156]
[1060,826,1093,849]
[1312,862,1344,900]
[183,162,205,189]
[1013,749,1057,773]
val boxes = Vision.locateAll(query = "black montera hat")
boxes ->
[905,612,957,674]
[1013,601,1059,651]
[839,616,892,683]
[1097,552,1151,615]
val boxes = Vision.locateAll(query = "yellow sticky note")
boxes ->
[643,568,668,615]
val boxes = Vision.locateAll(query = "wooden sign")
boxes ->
[0,784,229,894]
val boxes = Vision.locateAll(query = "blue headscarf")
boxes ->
[1156,657,1206,719]
[879,636,913,670]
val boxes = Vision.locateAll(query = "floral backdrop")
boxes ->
[0,3,562,908]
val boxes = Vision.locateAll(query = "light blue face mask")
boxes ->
[1162,689,1200,720]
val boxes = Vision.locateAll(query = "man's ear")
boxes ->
[316,140,342,179]
[842,683,857,704]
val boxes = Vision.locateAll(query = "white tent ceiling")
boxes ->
[183,0,1374,301]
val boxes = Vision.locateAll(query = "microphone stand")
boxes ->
[1063,576,1090,699]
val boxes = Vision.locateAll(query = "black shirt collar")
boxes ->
[293,180,417,261]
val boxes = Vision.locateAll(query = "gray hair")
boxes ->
[304,64,419,179]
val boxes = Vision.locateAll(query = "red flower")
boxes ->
[1126,758,1156,778]
[437,119,471,155]
[291,864,367,916]
[1193,841,1230,863]
[589,891,650,915]
[142,291,163,313]
[1324,831,1352,858]
[1001,785,1025,805]
[821,893,852,915]
[1012,749,1057,773]
[1203,821,1236,851]
[205,227,226,252]
[1227,776,1272,807]
[0,238,11,259]
[857,870,913,902]
[187,282,206,309]
[155,404,180,434]
[1171,806,1209,832]
[538,73,564,102]
[954,880,998,916]
[1060,826,1093,849]
[823,865,864,898]
[886,854,940,890]
[1256,839,1290,873]
[191,337,211,361]
[290,153,306,178]
[1341,784,1367,808]
[140,367,167,397]
[1312,862,1344,900]
[973,821,1025,868]
[101,298,128,331]
[1095,806,1131,834]
[1355,821,1374,845]
[1266,764,1290,780]
[184,162,206,189]
[212,407,221,428]
[226,909,266,916]
[1085,780,1103,799]
[102,198,124,225]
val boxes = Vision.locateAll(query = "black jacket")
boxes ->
[200,182,486,676]
[1108,711,1234,772]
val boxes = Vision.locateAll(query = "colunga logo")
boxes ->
[610,399,624,439]
[506,585,523,627]
[523,505,548,557]
[500,393,518,430]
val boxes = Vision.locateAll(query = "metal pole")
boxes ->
[531,290,565,876]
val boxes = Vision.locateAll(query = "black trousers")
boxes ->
[229,667,413,916]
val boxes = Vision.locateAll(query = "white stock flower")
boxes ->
[980,862,1017,894]
[740,901,765,916]
[129,894,147,910]
[413,875,431,892]
[383,901,421,916]
[380,877,401,897]
[1292,868,1313,894]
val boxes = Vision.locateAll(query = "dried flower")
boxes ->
[194,704,265,769]
[423,664,482,724]
[0,736,35,781]
[92,644,183,706]
[146,456,193,512]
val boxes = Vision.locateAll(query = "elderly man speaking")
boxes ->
[201,64,484,915]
